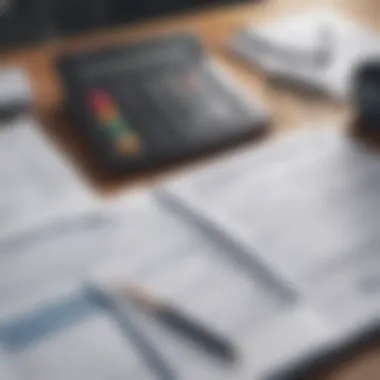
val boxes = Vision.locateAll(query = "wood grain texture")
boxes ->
[0,1,379,378]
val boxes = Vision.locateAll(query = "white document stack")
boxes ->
[229,7,380,100]
[1,124,380,380]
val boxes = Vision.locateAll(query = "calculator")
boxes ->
[57,34,270,173]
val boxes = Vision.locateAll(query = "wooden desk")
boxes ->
[1,0,379,378]
[0,0,348,192]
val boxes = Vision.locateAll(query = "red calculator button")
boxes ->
[98,104,118,123]
[87,90,112,110]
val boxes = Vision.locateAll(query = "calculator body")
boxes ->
[57,34,270,172]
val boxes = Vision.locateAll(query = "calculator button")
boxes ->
[87,89,143,156]
[115,134,141,155]
[98,104,118,124]
[112,82,181,154]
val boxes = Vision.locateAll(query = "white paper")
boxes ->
[90,192,286,330]
[153,126,380,377]
[0,69,31,109]
[0,189,286,380]
[0,349,16,380]
[0,191,191,380]
[238,307,336,379]
[3,311,156,380]
[229,7,380,99]
[100,282,333,380]
[85,191,338,380]
[250,9,332,57]
[0,191,180,319]
[305,252,380,333]
[160,127,380,334]
[3,126,380,379]
[84,190,328,380]
[0,116,96,244]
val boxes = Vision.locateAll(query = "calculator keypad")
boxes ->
[60,35,269,170]
[86,62,264,161]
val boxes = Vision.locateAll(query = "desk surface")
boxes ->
[0,0,353,192]
[1,0,380,378]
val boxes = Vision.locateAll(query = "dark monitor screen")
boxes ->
[0,0,251,48]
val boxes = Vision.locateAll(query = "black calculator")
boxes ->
[57,34,270,173]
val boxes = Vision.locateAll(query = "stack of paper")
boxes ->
[229,7,380,99]
[2,125,380,379]
[159,127,380,336]
[0,193,176,380]
[0,186,332,380]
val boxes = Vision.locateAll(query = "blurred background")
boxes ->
[1,1,380,380]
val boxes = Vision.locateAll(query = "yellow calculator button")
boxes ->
[98,105,119,124]
[115,134,141,155]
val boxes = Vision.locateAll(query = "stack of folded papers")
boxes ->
[229,7,380,99]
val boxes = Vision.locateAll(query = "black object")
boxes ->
[57,34,269,173]
[0,0,253,49]
[353,60,380,130]
[53,0,112,35]
[0,0,48,48]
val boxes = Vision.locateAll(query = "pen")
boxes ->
[87,284,178,380]
[118,284,238,363]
